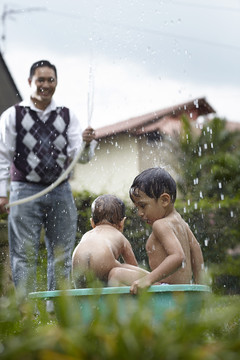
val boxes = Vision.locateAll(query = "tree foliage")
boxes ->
[177,116,240,200]
[174,116,240,269]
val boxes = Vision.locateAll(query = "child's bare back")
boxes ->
[72,194,138,288]
[72,224,137,286]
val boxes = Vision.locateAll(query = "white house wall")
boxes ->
[138,135,178,178]
[70,134,139,202]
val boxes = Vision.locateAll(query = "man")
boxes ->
[0,60,96,298]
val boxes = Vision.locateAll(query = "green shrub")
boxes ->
[175,196,240,265]
[0,288,240,359]
[210,256,240,295]
[73,190,98,242]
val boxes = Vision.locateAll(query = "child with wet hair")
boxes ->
[72,194,143,288]
[108,167,204,294]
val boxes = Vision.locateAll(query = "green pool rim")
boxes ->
[28,284,211,299]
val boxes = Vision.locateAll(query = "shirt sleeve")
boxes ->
[67,109,97,164]
[0,106,16,196]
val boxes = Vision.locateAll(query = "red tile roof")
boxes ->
[225,121,240,132]
[95,97,215,139]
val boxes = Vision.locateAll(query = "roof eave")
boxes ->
[95,97,215,140]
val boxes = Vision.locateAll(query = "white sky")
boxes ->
[0,0,240,129]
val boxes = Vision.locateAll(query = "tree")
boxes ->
[178,116,240,200]
[174,116,240,265]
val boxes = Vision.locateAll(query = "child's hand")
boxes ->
[130,276,151,295]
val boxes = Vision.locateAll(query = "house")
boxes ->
[0,52,22,115]
[70,97,215,201]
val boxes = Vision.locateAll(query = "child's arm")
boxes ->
[130,220,185,294]
[188,228,204,284]
[121,237,138,266]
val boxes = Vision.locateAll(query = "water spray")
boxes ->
[87,63,94,127]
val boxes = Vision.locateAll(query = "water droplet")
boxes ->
[194,99,199,108]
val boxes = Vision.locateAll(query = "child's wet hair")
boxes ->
[91,194,125,225]
[130,167,177,203]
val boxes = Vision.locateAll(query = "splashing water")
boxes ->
[193,178,199,185]
[87,64,94,127]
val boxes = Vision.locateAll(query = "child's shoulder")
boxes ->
[152,210,183,230]
[152,217,171,232]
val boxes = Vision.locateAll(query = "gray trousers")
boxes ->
[8,181,77,295]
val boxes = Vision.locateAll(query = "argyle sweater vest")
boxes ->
[11,105,70,185]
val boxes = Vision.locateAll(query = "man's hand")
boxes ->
[0,197,9,214]
[82,127,95,145]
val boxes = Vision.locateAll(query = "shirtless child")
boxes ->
[108,167,204,294]
[72,194,143,288]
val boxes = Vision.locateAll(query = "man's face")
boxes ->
[28,66,57,105]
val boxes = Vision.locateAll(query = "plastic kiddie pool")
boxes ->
[29,284,211,323]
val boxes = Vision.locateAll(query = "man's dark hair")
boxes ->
[91,194,125,225]
[29,60,57,79]
[130,167,177,203]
